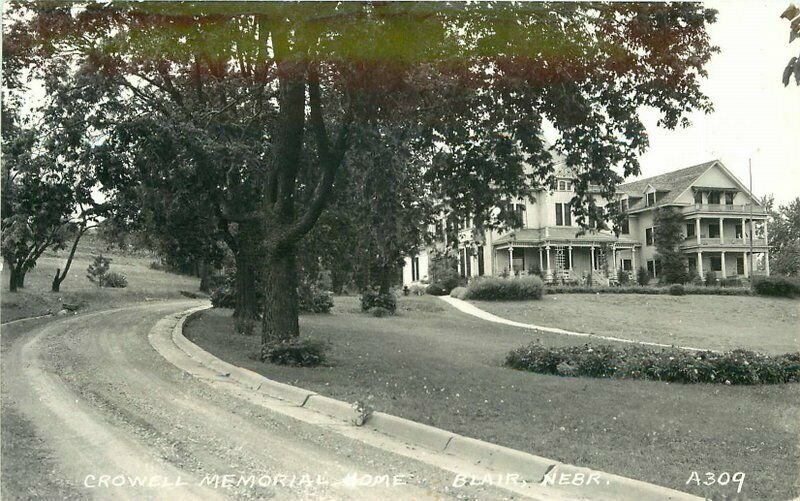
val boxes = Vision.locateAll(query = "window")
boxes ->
[708,223,720,238]
[477,246,485,276]
[459,249,467,278]
[511,203,526,228]
[619,199,629,213]
[411,256,420,281]
[710,256,722,272]
[646,192,656,206]
[621,259,632,271]
[620,218,630,234]
[725,192,735,205]
[708,192,721,204]
[555,203,571,226]
[465,248,472,277]
[647,260,656,277]
[735,224,743,239]
[737,257,745,275]
[686,223,695,238]
[694,191,703,204]
[557,180,573,191]
[645,227,654,246]
[688,257,696,272]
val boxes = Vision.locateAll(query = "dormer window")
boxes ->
[694,191,703,204]
[557,180,573,191]
[646,192,656,206]
[725,192,735,205]
[619,199,629,213]
[708,192,720,204]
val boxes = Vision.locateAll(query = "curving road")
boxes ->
[1,301,534,500]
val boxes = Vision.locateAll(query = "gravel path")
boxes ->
[1,301,527,500]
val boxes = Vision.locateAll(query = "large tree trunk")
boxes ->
[261,245,300,352]
[233,249,259,335]
[9,266,18,292]
[52,227,86,292]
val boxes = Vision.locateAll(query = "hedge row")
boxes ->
[752,275,800,298]
[505,342,800,385]
[463,276,544,300]
[544,284,753,296]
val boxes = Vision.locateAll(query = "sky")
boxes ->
[633,0,799,205]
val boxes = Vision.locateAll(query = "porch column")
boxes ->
[545,245,551,270]
[719,217,724,243]
[697,251,704,278]
[568,246,573,270]
[538,247,543,270]
[764,219,769,247]
[720,251,727,278]
[590,245,596,271]
[743,252,749,278]
[508,246,513,275]
[612,245,617,274]
[696,218,701,245]
[741,217,747,244]
[632,248,636,272]
[765,251,770,276]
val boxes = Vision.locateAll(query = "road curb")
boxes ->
[166,306,702,501]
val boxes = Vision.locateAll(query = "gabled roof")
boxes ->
[617,160,718,211]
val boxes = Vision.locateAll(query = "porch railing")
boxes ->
[682,203,766,214]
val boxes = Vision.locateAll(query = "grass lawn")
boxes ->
[472,293,800,355]
[186,295,800,499]
[0,235,200,322]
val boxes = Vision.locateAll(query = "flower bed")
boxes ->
[505,342,800,385]
[544,284,752,296]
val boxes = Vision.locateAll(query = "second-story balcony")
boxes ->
[680,236,767,249]
[682,203,767,216]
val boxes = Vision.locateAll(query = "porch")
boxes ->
[493,241,638,285]
[686,250,769,280]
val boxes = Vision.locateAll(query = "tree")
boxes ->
[654,207,689,284]
[11,2,719,354]
[781,3,800,86]
[766,197,800,274]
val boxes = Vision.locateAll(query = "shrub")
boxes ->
[544,285,751,296]
[636,266,650,286]
[101,271,128,288]
[86,255,112,285]
[505,342,800,385]
[449,286,468,299]
[669,284,685,296]
[370,306,392,317]
[210,282,236,308]
[704,270,717,286]
[465,276,544,300]
[426,283,447,296]
[617,268,630,285]
[261,338,327,367]
[408,284,427,296]
[752,275,800,298]
[298,282,334,313]
[360,288,397,313]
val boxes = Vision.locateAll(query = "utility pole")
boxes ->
[749,159,754,276]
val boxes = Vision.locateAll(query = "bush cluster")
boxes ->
[360,288,397,314]
[449,286,468,299]
[752,275,800,298]
[544,284,752,296]
[465,276,544,300]
[101,271,129,288]
[297,282,334,313]
[669,284,685,296]
[425,283,448,296]
[505,342,800,385]
[261,338,327,367]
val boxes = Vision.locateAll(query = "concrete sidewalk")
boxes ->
[439,295,717,352]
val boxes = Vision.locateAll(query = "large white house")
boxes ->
[403,159,770,285]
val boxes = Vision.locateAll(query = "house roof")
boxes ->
[617,160,718,211]
[494,227,639,246]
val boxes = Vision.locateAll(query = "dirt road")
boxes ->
[1,301,527,500]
